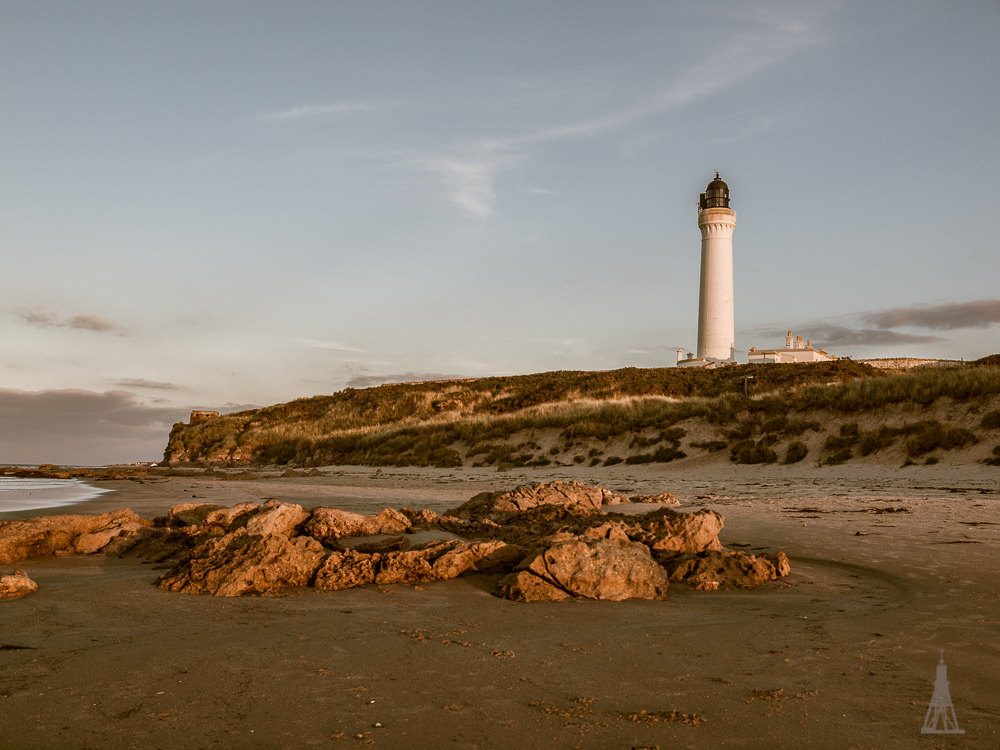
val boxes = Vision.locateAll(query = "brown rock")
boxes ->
[167,503,224,527]
[499,539,669,602]
[305,507,411,542]
[496,570,573,602]
[431,541,526,578]
[204,503,260,532]
[155,530,326,596]
[0,569,38,600]
[353,536,410,554]
[623,507,724,553]
[313,549,381,590]
[312,539,525,591]
[660,550,785,589]
[0,509,147,564]
[245,501,310,537]
[628,491,679,505]
[446,481,618,521]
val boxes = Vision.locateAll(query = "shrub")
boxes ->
[573,455,585,464]
[760,416,789,434]
[981,410,1000,429]
[589,457,601,467]
[730,439,778,465]
[924,456,940,465]
[858,427,900,456]
[982,446,1000,466]
[824,448,853,465]
[625,446,687,464]
[603,456,624,466]
[904,421,979,457]
[784,441,809,464]
[691,440,727,452]
[824,434,856,453]
[785,419,822,436]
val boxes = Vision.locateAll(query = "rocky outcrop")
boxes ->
[245,501,310,537]
[2,482,789,602]
[0,509,149,564]
[155,530,326,596]
[618,507,724,553]
[497,539,670,602]
[0,570,38,600]
[660,550,791,589]
[313,540,525,591]
[305,507,411,542]
[447,481,618,520]
[167,503,224,528]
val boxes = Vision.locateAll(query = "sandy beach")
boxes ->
[2,463,999,749]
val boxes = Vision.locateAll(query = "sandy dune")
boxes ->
[1,463,998,748]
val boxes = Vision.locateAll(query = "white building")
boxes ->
[677,173,737,368]
[748,332,838,364]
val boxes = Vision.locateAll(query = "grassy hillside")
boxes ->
[162,359,1000,470]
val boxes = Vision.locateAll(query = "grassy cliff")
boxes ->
[163,359,1000,470]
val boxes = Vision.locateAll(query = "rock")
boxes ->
[353,536,410,554]
[446,481,619,521]
[204,503,260,532]
[73,520,148,555]
[0,570,38,600]
[498,539,669,602]
[167,503,224,527]
[769,551,791,577]
[155,530,327,596]
[0,509,147,564]
[305,507,411,542]
[628,491,679,505]
[245,501,310,537]
[496,570,573,602]
[578,521,632,542]
[399,508,439,527]
[431,541,526,578]
[313,540,526,591]
[313,549,381,590]
[622,507,724,553]
[660,550,789,589]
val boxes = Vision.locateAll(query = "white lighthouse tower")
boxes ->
[696,173,737,362]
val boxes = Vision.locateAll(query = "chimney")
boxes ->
[786,331,793,349]
[806,340,812,349]
[677,349,684,364]
[795,336,804,349]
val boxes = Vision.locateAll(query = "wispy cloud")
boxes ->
[860,300,1000,331]
[114,378,182,391]
[299,339,366,352]
[412,5,833,217]
[257,103,372,121]
[14,307,127,335]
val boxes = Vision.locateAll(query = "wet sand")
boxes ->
[2,464,999,748]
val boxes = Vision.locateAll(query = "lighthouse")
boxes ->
[696,173,737,362]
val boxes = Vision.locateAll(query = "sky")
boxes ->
[2,0,999,465]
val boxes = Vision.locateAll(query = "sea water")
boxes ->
[0,477,113,514]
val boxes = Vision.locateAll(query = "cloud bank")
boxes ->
[0,389,187,466]
[781,300,1000,350]
[860,300,1000,331]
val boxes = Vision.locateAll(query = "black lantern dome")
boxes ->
[699,172,730,209]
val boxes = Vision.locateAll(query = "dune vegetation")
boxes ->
[163,357,1000,470]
